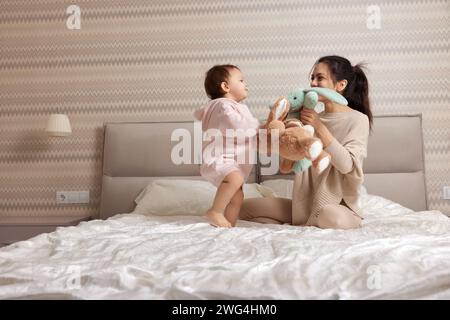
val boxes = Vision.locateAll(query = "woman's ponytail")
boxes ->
[347,63,373,131]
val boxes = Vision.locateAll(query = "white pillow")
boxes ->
[261,179,294,199]
[243,183,276,199]
[133,179,276,216]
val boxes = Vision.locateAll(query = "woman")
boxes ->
[240,55,373,229]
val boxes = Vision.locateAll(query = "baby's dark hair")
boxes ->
[316,55,373,131]
[204,64,239,100]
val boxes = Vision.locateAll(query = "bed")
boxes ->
[0,114,449,299]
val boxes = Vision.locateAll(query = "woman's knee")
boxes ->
[315,205,361,230]
[239,198,255,220]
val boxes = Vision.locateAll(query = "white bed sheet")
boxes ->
[0,194,449,300]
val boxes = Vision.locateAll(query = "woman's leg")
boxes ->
[239,197,292,225]
[306,204,362,229]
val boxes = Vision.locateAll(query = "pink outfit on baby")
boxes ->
[193,98,260,187]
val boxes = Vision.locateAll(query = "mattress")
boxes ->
[0,194,449,299]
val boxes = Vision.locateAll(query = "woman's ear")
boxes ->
[336,79,348,93]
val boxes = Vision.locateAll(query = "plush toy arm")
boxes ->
[280,158,295,174]
[267,97,289,125]
[260,97,290,129]
[292,158,312,173]
[303,87,348,105]
[311,151,331,174]
[304,91,319,109]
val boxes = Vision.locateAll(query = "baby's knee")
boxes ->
[224,171,244,189]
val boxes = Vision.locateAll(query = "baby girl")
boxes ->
[194,65,260,227]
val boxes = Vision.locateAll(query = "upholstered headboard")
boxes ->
[99,115,428,219]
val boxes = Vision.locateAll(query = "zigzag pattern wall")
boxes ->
[1,0,449,220]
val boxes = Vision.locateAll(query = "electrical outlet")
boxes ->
[78,191,89,204]
[56,191,89,204]
[56,191,69,204]
[443,186,450,200]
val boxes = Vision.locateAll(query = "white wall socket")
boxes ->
[56,191,89,204]
[443,186,450,200]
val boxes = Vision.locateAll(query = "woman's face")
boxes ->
[310,62,336,90]
[310,62,347,102]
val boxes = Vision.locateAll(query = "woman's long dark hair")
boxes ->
[316,55,373,131]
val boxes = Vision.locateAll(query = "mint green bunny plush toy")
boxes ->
[285,87,348,173]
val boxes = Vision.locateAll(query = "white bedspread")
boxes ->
[0,195,449,299]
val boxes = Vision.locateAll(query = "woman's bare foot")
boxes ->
[206,209,232,228]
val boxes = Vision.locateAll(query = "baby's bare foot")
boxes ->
[206,210,232,228]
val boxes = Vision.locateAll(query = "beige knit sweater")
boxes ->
[291,109,370,225]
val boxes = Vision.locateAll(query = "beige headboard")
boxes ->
[99,115,428,219]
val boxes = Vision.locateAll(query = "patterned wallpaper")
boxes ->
[1,0,449,221]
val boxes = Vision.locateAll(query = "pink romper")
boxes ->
[193,98,260,187]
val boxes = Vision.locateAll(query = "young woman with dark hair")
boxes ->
[240,56,372,229]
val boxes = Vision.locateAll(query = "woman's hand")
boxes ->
[300,108,334,148]
[300,108,322,130]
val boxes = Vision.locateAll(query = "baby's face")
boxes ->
[226,68,248,102]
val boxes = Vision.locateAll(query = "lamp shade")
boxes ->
[46,113,72,137]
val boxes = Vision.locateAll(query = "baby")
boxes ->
[194,65,260,227]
